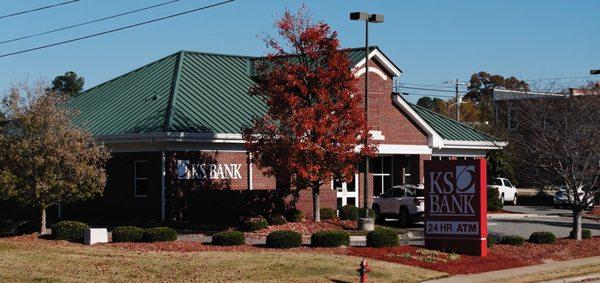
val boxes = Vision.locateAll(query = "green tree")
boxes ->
[486,150,514,182]
[0,82,110,233]
[51,71,84,96]
[416,97,434,110]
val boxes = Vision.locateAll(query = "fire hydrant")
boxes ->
[357,258,371,283]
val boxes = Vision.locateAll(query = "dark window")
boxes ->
[337,198,343,210]
[347,197,356,206]
[347,175,356,192]
[374,177,383,196]
[490,178,503,186]
[134,161,149,197]
[508,108,518,131]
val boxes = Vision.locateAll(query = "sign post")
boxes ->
[424,159,487,256]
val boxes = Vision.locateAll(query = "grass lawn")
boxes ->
[492,261,600,283]
[0,237,445,282]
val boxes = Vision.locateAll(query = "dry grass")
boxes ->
[0,237,445,282]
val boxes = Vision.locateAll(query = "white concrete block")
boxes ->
[84,228,108,245]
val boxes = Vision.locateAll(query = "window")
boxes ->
[508,108,518,131]
[134,161,149,197]
[372,156,392,196]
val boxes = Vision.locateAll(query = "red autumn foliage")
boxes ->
[244,7,375,221]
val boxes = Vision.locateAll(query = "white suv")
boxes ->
[487,177,518,205]
[373,185,425,227]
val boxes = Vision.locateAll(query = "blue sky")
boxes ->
[0,0,598,102]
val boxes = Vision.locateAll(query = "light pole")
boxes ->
[591,70,600,75]
[350,12,383,231]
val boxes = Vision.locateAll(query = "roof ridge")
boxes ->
[74,51,181,97]
[163,51,185,132]
[409,102,499,141]
[181,50,258,59]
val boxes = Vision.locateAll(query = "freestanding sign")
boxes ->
[424,159,487,256]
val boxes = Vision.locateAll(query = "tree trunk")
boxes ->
[39,206,47,234]
[572,209,582,240]
[312,182,320,222]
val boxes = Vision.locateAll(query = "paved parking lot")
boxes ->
[394,205,600,239]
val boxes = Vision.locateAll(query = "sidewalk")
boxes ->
[425,256,600,283]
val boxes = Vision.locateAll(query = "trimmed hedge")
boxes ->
[53,221,89,241]
[501,235,525,246]
[311,230,350,247]
[267,214,288,226]
[366,228,399,247]
[285,209,305,222]
[569,229,593,239]
[112,226,145,243]
[143,227,177,242]
[320,208,337,220]
[529,231,556,244]
[266,230,302,248]
[240,217,268,232]
[339,205,359,221]
[487,187,503,211]
[583,229,592,239]
[212,231,245,246]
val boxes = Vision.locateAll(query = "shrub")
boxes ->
[311,230,350,247]
[487,187,503,211]
[53,221,89,241]
[285,209,305,223]
[487,232,503,248]
[266,230,302,248]
[0,220,19,236]
[320,208,337,220]
[240,217,268,232]
[570,229,593,239]
[17,221,37,235]
[267,214,288,226]
[583,229,592,239]
[212,231,245,246]
[366,227,399,247]
[143,227,177,242]
[112,226,145,243]
[529,231,556,244]
[501,235,525,246]
[339,205,359,221]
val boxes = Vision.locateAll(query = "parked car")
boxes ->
[372,185,424,227]
[553,186,594,209]
[487,177,518,205]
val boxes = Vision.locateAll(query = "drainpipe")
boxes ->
[247,152,253,190]
[161,151,166,222]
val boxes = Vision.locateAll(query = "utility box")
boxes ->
[84,228,108,245]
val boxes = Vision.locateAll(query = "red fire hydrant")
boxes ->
[357,258,371,283]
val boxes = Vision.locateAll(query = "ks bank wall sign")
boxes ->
[424,159,488,256]
[177,160,242,180]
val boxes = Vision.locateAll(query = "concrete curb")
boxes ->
[424,256,600,283]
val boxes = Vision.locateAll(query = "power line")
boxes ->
[0,0,181,45]
[403,92,455,98]
[0,0,79,20]
[0,0,235,59]
[524,75,599,81]
[401,82,467,89]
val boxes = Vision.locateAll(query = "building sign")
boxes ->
[424,159,487,256]
[177,160,242,180]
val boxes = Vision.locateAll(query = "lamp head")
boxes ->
[350,12,369,21]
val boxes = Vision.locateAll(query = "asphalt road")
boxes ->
[393,205,600,239]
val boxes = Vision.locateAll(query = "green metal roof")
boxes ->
[408,103,500,142]
[68,51,266,136]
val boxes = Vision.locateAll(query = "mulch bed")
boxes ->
[248,219,356,237]
[347,237,600,274]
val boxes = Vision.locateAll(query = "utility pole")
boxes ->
[444,79,468,122]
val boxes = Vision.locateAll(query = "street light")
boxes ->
[350,12,383,231]
[591,70,600,75]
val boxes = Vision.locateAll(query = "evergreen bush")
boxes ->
[529,231,556,244]
[266,230,302,248]
[212,230,245,246]
[267,214,288,226]
[240,217,268,232]
[52,221,89,241]
[339,205,359,221]
[311,230,350,247]
[143,227,177,242]
[319,208,337,220]
[112,226,145,243]
[366,227,399,247]
[501,235,525,246]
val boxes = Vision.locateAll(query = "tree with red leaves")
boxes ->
[244,8,374,222]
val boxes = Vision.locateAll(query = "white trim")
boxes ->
[97,132,244,144]
[352,48,402,77]
[377,144,431,155]
[369,130,385,141]
[354,67,388,80]
[391,94,444,149]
